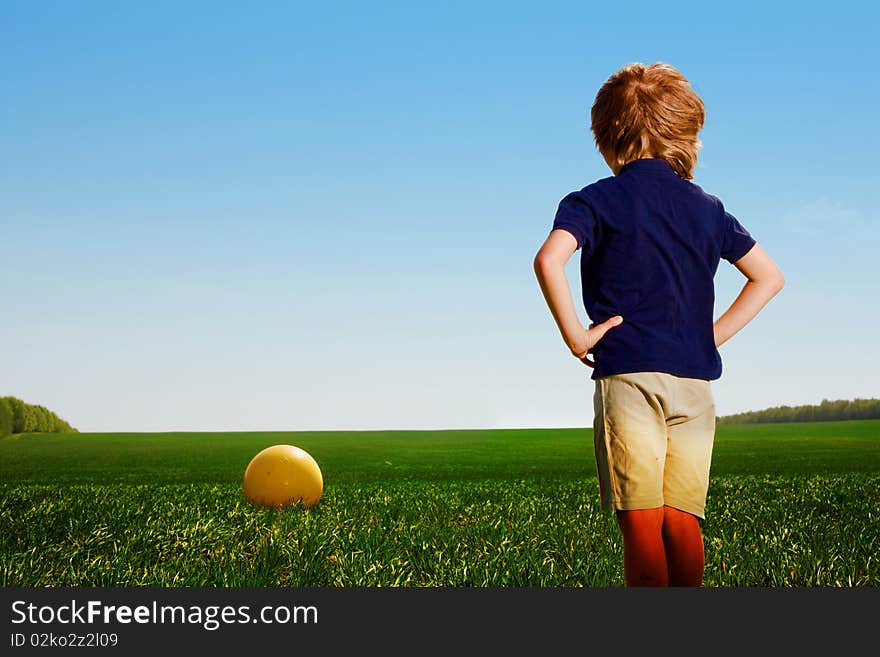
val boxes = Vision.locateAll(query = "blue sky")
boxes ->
[2,2,877,432]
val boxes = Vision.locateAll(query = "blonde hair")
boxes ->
[590,62,705,180]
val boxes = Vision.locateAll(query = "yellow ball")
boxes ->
[242,444,323,509]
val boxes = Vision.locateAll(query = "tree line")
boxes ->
[717,397,880,424]
[0,396,78,437]
[1,394,877,436]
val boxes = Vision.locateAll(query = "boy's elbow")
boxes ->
[762,273,785,298]
[772,271,785,293]
[756,263,785,294]
[533,251,551,273]
[534,239,575,278]
[533,252,564,280]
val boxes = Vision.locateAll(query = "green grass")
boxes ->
[2,419,879,484]
[1,420,878,586]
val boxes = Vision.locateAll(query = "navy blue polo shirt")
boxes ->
[551,157,757,381]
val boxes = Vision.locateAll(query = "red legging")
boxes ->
[616,505,705,587]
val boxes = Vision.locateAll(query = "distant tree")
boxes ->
[718,397,880,424]
[0,398,11,437]
[3,397,26,433]
[36,405,54,432]
[22,405,37,432]
[0,396,77,434]
[52,415,74,433]
[32,405,45,432]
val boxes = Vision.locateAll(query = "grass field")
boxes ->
[1,420,878,587]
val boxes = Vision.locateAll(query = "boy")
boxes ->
[533,62,784,587]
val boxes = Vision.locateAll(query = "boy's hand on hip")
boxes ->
[570,315,624,368]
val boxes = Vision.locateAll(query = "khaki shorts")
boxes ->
[592,371,716,519]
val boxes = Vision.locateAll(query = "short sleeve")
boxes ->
[552,190,599,254]
[720,203,757,264]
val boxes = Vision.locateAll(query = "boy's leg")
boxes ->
[662,375,715,587]
[616,507,668,586]
[661,505,704,586]
[593,373,671,587]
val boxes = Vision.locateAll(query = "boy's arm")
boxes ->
[534,230,585,354]
[714,243,785,348]
[534,229,623,365]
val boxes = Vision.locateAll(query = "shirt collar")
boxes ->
[618,158,677,176]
